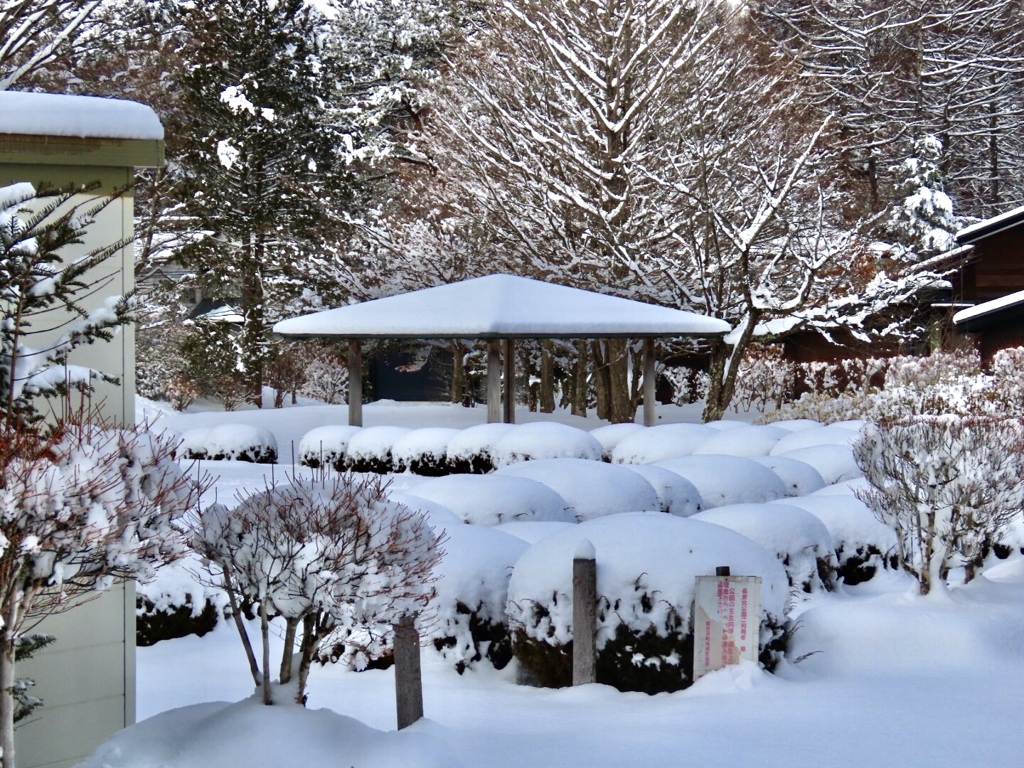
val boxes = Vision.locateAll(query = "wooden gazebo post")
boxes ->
[503,338,516,424]
[347,339,363,427]
[642,337,657,427]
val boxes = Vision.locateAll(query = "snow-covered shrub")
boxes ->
[180,424,278,463]
[392,428,460,475]
[294,342,349,405]
[298,425,362,470]
[693,504,838,592]
[732,345,796,412]
[653,456,788,509]
[659,365,710,405]
[610,423,716,464]
[506,513,790,693]
[778,494,898,585]
[769,424,858,455]
[342,426,412,473]
[494,521,576,544]
[749,456,826,497]
[400,475,573,525]
[192,474,443,704]
[617,463,704,516]
[491,423,603,467]
[445,423,517,474]
[497,458,661,521]
[693,425,790,457]
[426,525,528,673]
[136,556,227,646]
[777,444,862,485]
[853,416,1024,595]
[588,423,646,460]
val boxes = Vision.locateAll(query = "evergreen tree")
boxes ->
[173,0,349,405]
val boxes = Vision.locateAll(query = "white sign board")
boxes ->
[693,575,761,680]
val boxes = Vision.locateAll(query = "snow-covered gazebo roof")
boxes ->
[274,275,729,427]
[273,274,730,339]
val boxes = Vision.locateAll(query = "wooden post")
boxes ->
[642,337,656,427]
[347,339,363,427]
[393,614,423,729]
[487,340,502,423]
[716,566,731,577]
[503,337,516,424]
[572,541,597,685]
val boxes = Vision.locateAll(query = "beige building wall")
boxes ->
[1,133,159,767]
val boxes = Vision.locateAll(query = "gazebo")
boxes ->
[273,274,730,426]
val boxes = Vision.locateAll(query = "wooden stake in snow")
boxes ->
[394,614,424,729]
[572,540,597,685]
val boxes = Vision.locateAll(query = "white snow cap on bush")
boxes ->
[770,424,859,455]
[298,425,362,466]
[506,512,790,648]
[766,418,822,432]
[750,456,827,497]
[617,463,704,516]
[388,492,463,529]
[344,426,411,465]
[778,444,862,484]
[399,475,574,526]
[426,524,528,668]
[777,493,898,556]
[497,458,661,521]
[445,423,516,467]
[181,424,277,462]
[588,423,646,458]
[704,419,748,431]
[491,423,603,466]
[692,503,836,592]
[391,428,461,471]
[653,455,788,508]
[494,521,576,545]
[694,425,790,457]
[610,423,716,464]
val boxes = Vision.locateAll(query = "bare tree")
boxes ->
[0,0,106,90]
[193,474,444,705]
[853,416,1024,596]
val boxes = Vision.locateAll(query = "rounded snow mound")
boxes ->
[391,428,461,475]
[491,423,603,466]
[588,423,646,459]
[343,426,412,473]
[399,475,573,526]
[387,492,463,529]
[427,524,528,672]
[749,455,827,497]
[693,425,790,457]
[445,422,517,473]
[778,444,862,484]
[180,424,277,463]
[298,425,361,469]
[494,521,576,545]
[653,455,788,508]
[764,418,822,432]
[692,503,837,592]
[497,457,660,521]
[617,463,704,516]
[610,423,717,464]
[769,424,859,455]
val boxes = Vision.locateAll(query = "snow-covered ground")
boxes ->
[78,398,1024,768]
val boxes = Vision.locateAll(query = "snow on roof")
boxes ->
[952,288,1024,326]
[273,274,731,339]
[956,204,1024,244]
[0,91,164,141]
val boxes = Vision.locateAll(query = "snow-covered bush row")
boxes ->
[692,504,838,593]
[400,475,574,525]
[588,423,646,460]
[136,555,228,646]
[497,458,663,521]
[693,424,790,457]
[391,428,461,475]
[618,463,704,516]
[506,513,790,693]
[342,426,412,473]
[180,424,278,463]
[654,456,789,508]
[445,423,516,473]
[749,456,826,497]
[424,525,528,673]
[777,493,898,585]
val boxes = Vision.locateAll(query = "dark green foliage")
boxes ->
[835,544,898,586]
[431,601,514,674]
[136,596,219,647]
[12,634,55,723]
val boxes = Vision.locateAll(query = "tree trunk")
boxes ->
[279,617,299,684]
[592,340,611,421]
[240,233,266,408]
[0,631,16,768]
[259,599,272,705]
[608,338,633,424]
[540,340,556,413]
[449,341,466,404]
[571,340,588,417]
